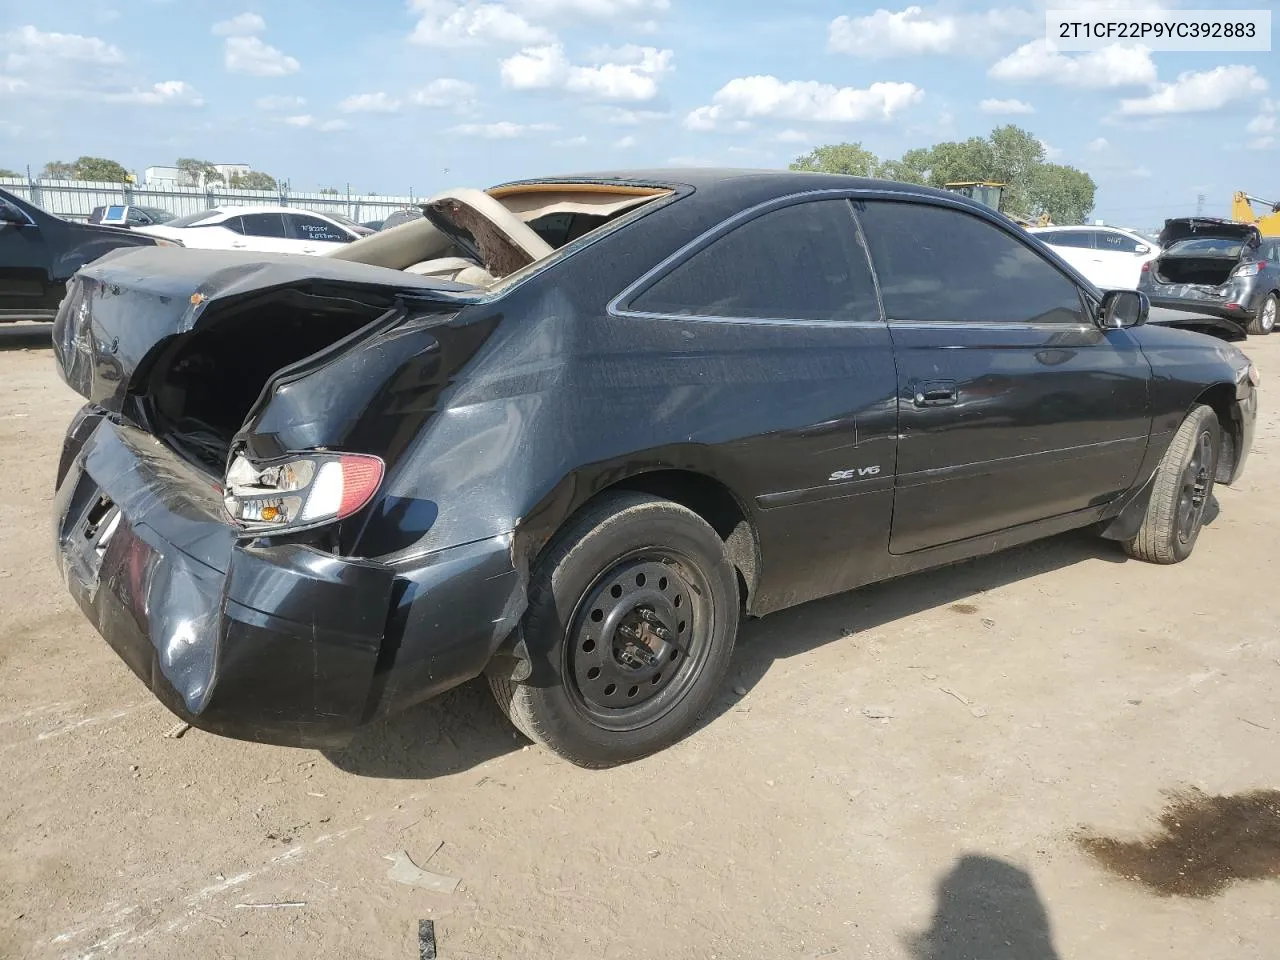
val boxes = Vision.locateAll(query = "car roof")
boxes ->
[491,167,967,204]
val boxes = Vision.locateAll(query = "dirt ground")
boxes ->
[1,322,1277,960]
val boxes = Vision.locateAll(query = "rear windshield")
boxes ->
[138,207,175,224]
[165,210,222,228]
[1165,237,1246,257]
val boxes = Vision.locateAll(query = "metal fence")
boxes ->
[0,176,420,223]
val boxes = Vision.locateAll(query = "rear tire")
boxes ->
[487,492,740,768]
[1247,292,1277,336]
[1125,405,1220,564]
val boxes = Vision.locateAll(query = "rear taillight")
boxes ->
[1231,260,1265,278]
[223,451,384,533]
[1141,261,1150,272]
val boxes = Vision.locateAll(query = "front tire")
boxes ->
[488,492,740,767]
[1247,292,1277,336]
[1125,404,1220,564]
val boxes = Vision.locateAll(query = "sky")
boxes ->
[0,0,1276,229]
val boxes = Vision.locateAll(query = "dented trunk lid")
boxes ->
[52,246,475,415]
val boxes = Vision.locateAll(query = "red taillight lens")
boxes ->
[1141,261,1150,272]
[223,451,385,533]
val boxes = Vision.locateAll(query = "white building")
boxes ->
[145,163,252,188]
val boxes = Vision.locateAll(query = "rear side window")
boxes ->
[167,209,222,228]
[857,201,1086,324]
[629,199,880,323]
[288,214,350,243]
[1098,231,1140,253]
[240,213,288,238]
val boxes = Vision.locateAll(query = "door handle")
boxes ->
[913,380,958,407]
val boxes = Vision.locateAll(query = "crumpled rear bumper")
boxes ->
[53,411,523,749]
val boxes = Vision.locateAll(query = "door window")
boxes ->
[1097,231,1141,253]
[1042,230,1093,249]
[628,199,880,323]
[287,214,351,244]
[238,213,287,238]
[857,201,1086,324]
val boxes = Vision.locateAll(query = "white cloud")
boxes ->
[514,0,669,16]
[318,119,348,132]
[1038,138,1062,160]
[990,40,1156,88]
[828,6,1038,58]
[614,134,637,148]
[1130,166,1152,177]
[284,114,349,131]
[979,97,1033,114]
[408,1,552,46]
[448,120,558,137]
[1087,136,1109,151]
[1118,65,1267,115]
[284,114,314,127]
[775,128,810,142]
[684,76,923,129]
[212,12,265,36]
[339,91,401,113]
[3,25,124,70]
[501,43,672,101]
[224,35,300,76]
[597,106,670,124]
[0,75,27,94]
[410,78,477,108]
[1248,136,1275,150]
[104,80,203,106]
[257,94,306,110]
[554,134,589,145]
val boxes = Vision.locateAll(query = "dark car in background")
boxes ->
[87,204,177,228]
[1139,218,1280,336]
[0,188,175,323]
[51,170,1257,768]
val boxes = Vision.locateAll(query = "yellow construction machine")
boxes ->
[1231,192,1280,237]
[943,181,1052,227]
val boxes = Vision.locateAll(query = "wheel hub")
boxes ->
[571,559,693,710]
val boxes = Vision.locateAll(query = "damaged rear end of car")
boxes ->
[1139,218,1270,333]
[51,247,526,747]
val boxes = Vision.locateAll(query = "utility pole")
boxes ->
[1196,193,1206,217]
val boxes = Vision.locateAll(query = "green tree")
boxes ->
[985,125,1046,216]
[41,160,75,179]
[319,187,340,195]
[176,158,223,187]
[917,136,997,188]
[228,170,278,190]
[875,148,931,185]
[0,168,19,179]
[789,142,880,177]
[1029,163,1096,224]
[72,156,130,182]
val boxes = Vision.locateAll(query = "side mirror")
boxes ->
[1134,244,1151,255]
[1098,289,1148,330]
[0,201,29,225]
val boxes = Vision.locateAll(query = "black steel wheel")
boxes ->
[487,492,739,767]
[1126,404,1220,564]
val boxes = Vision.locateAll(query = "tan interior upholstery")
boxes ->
[325,216,453,269]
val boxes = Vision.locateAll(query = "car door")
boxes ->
[854,198,1152,555]
[1037,229,1095,279]
[284,213,354,254]
[0,196,56,319]
[617,197,898,607]
[229,213,294,253]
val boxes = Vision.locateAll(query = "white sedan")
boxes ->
[136,205,371,255]
[1027,225,1159,291]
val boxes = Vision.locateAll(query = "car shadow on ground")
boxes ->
[327,528,1136,780]
[905,854,1061,960]
[322,677,521,780]
[0,322,53,349]
[700,528,1132,730]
